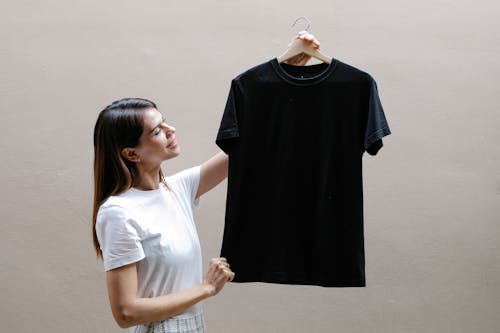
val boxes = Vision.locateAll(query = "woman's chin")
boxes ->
[165,146,180,157]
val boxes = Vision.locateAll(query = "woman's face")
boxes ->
[134,108,180,165]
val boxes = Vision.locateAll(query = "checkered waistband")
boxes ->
[144,311,205,333]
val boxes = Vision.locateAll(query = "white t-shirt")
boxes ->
[96,165,205,333]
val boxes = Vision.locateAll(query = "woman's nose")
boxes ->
[162,123,175,133]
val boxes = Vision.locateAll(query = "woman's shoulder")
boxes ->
[165,165,201,189]
[101,191,132,205]
[97,194,137,219]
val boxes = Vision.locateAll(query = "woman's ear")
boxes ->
[121,147,140,163]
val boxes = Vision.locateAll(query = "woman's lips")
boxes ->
[167,140,177,149]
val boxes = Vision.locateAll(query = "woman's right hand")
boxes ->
[284,30,321,66]
[203,257,235,296]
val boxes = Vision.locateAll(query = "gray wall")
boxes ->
[1,0,499,332]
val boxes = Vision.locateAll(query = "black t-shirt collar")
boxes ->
[270,57,338,86]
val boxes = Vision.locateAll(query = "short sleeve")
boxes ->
[95,205,145,271]
[170,165,202,210]
[364,77,392,156]
[216,79,241,155]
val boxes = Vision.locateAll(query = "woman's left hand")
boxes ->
[284,30,321,66]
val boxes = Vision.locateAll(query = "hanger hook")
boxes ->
[291,16,311,32]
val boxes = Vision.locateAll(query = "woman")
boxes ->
[93,98,234,332]
[92,32,320,333]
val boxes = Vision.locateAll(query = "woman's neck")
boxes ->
[133,164,161,190]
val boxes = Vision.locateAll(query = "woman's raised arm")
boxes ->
[196,151,228,199]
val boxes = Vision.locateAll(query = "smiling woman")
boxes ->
[92,97,234,332]
[119,108,181,187]
[92,98,168,200]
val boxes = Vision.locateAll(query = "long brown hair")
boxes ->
[92,98,169,259]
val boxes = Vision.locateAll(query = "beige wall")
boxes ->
[1,0,499,332]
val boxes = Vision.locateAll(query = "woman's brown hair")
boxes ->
[92,98,169,259]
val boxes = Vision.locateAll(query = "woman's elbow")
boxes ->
[114,306,137,329]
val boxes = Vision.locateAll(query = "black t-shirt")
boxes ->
[215,57,391,287]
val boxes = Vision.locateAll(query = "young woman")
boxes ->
[92,32,320,333]
[92,98,235,332]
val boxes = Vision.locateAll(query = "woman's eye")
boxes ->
[155,129,161,135]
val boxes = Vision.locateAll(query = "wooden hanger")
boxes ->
[277,17,332,64]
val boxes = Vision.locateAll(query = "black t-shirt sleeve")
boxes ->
[216,79,241,155]
[364,77,392,156]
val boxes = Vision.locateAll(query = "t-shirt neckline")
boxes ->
[128,183,165,195]
[270,57,337,86]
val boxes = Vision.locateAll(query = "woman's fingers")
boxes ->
[227,270,235,282]
[221,267,235,282]
[295,30,320,49]
[210,257,230,270]
[216,261,234,280]
[204,258,235,297]
[284,30,321,66]
[211,266,233,286]
[210,257,227,264]
[208,258,233,279]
